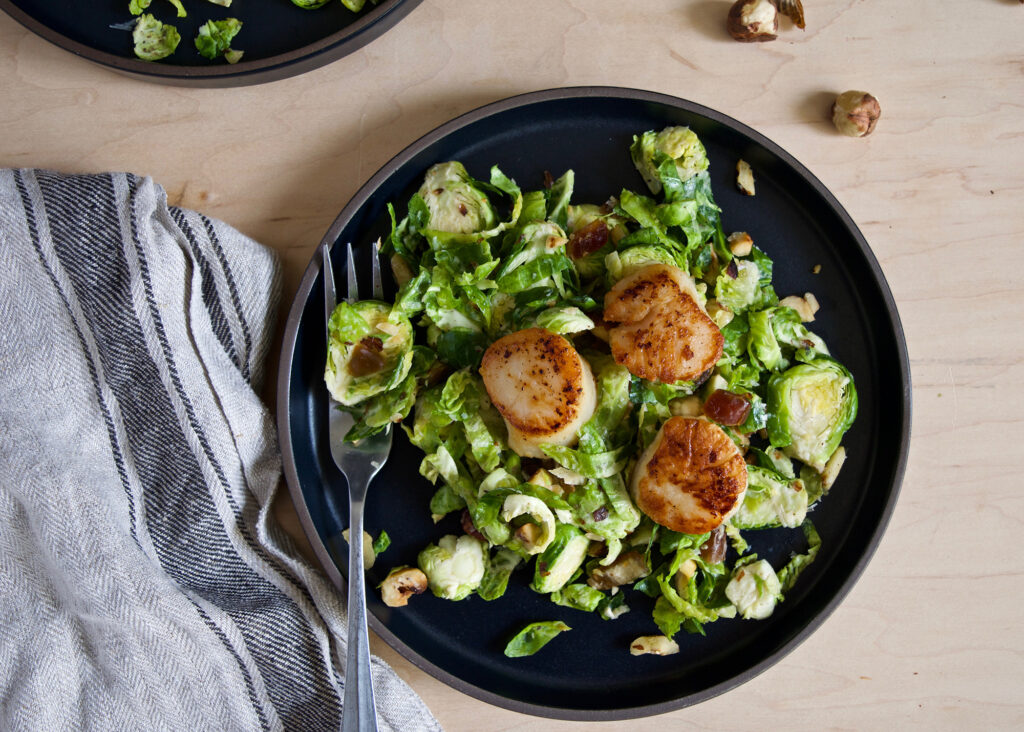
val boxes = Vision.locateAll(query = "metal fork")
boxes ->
[323,239,391,732]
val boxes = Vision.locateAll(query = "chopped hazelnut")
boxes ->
[736,159,756,195]
[515,522,542,547]
[727,0,778,42]
[821,446,847,491]
[669,394,703,418]
[705,298,735,329]
[630,635,680,656]
[779,293,819,322]
[342,528,376,570]
[728,231,754,257]
[380,567,428,607]
[550,467,585,486]
[831,91,881,137]
[587,550,649,590]
[390,253,414,288]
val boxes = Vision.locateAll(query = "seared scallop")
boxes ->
[603,263,724,384]
[630,416,747,534]
[480,328,597,458]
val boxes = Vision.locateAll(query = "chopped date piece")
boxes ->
[568,219,609,260]
[702,389,752,426]
[700,526,728,564]
[346,336,385,377]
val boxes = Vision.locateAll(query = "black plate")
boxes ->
[0,0,421,86]
[277,87,911,720]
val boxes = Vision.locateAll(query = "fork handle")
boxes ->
[342,493,378,732]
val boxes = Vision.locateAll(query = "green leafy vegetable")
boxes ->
[195,18,242,62]
[371,531,391,556]
[503,621,571,658]
[545,170,574,230]
[540,444,630,480]
[129,0,186,17]
[478,548,521,601]
[324,300,416,411]
[772,306,829,359]
[767,358,858,471]
[778,521,822,595]
[418,161,499,235]
[725,558,781,620]
[132,14,180,61]
[532,523,590,594]
[631,127,709,196]
[604,245,682,284]
[550,583,605,612]
[418,534,486,601]
[731,465,808,529]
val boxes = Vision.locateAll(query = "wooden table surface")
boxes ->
[3,1,1022,729]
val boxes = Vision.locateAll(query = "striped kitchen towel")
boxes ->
[0,170,441,731]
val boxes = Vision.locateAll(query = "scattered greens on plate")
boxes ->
[129,0,242,62]
[325,126,858,657]
[128,0,379,63]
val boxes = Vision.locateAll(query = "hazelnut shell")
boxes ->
[831,91,882,137]
[727,0,779,42]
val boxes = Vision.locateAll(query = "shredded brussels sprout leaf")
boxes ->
[503,621,572,658]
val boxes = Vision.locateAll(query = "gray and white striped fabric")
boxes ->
[0,170,441,731]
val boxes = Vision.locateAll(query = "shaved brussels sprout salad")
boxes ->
[326,126,857,657]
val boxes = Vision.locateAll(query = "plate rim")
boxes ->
[276,85,913,720]
[0,0,423,87]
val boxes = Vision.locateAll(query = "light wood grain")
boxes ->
[3,0,1023,729]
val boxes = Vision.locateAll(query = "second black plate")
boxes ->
[278,87,911,720]
[0,0,422,86]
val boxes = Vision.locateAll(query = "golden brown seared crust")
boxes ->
[479,327,595,439]
[631,417,747,534]
[603,263,724,384]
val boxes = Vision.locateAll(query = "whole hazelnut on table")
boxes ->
[727,0,779,42]
[831,91,882,137]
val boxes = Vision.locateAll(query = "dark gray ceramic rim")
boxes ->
[0,0,422,87]
[277,86,912,720]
